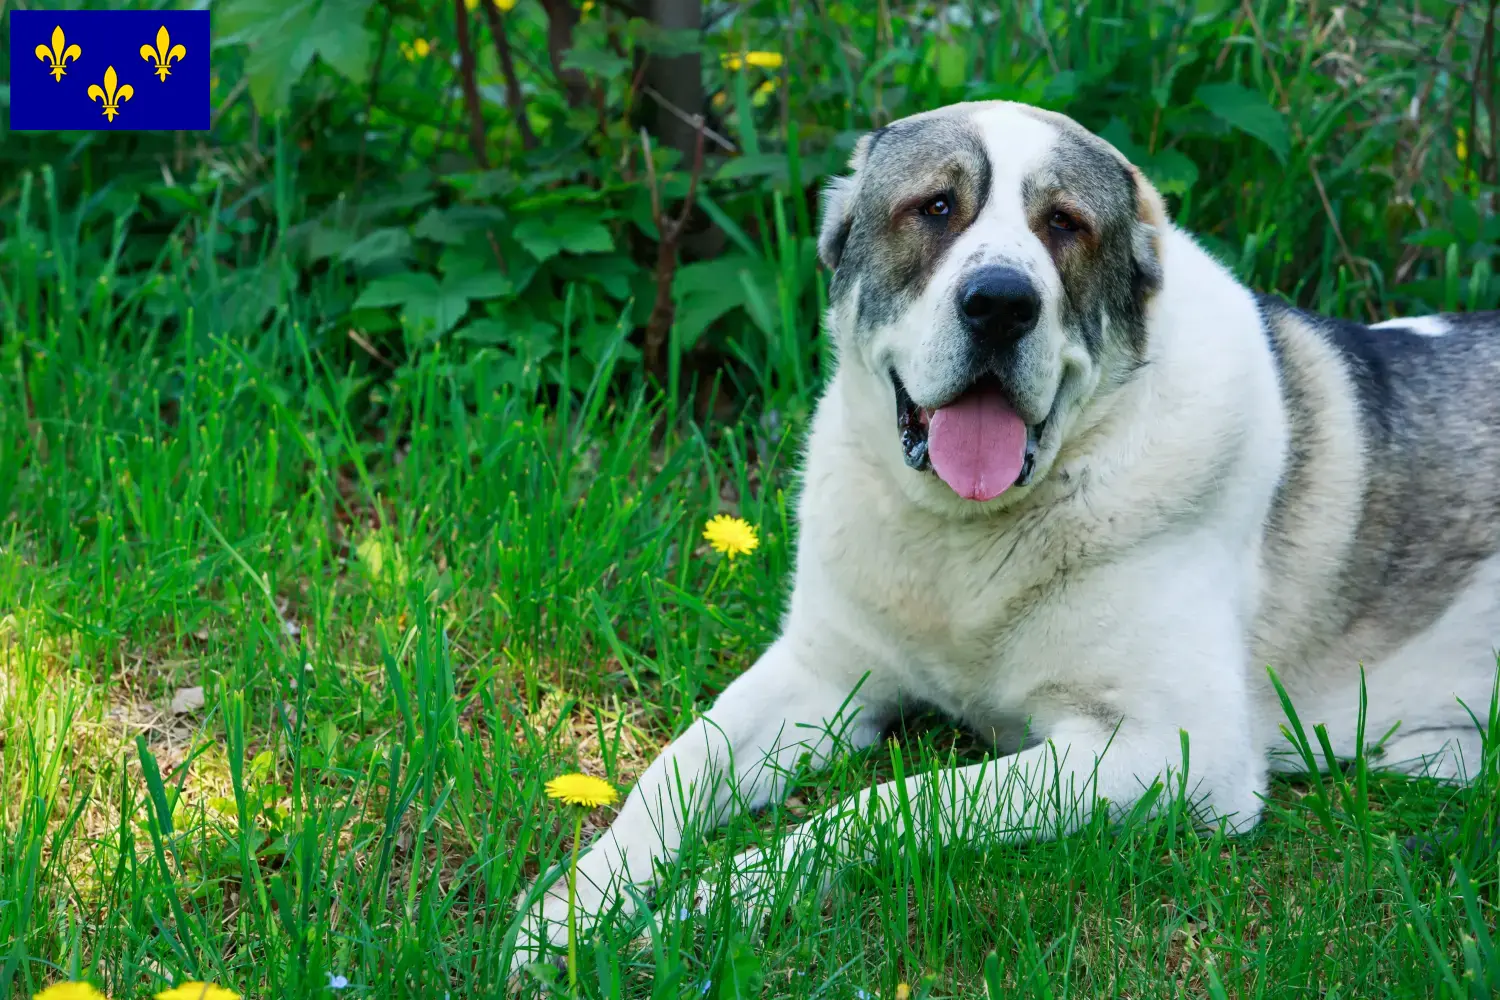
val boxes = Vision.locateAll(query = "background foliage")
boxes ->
[6,0,1500,420]
[3,1,1500,998]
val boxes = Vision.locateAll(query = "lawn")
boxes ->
[3,0,1500,998]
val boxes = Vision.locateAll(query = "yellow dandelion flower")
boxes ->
[703,514,759,560]
[34,984,109,1000]
[545,773,619,809]
[721,50,783,72]
[154,984,240,1000]
[895,985,912,1000]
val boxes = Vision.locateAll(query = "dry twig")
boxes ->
[641,119,707,378]
[480,0,536,152]
[453,0,490,168]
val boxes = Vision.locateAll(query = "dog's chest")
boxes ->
[806,494,1078,714]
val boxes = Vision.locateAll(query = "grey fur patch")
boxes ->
[819,112,994,331]
[1029,680,1125,732]
[1259,295,1500,656]
[1016,108,1160,363]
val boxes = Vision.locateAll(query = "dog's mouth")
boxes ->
[894,370,1040,502]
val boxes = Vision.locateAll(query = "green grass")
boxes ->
[4,0,1500,997]
[3,189,1500,998]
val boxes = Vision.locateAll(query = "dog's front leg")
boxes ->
[717,599,1271,917]
[511,634,889,968]
[717,712,1263,918]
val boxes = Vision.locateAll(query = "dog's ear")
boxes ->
[1129,164,1167,297]
[817,130,879,271]
[817,176,857,272]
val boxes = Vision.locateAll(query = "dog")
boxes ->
[513,99,1500,965]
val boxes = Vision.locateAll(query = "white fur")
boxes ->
[1371,314,1451,336]
[1266,551,1500,780]
[510,106,1498,968]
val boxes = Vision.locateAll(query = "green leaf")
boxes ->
[513,214,614,262]
[673,294,742,350]
[339,227,412,267]
[710,934,763,1000]
[353,269,516,336]
[738,269,777,337]
[306,0,374,83]
[561,47,632,78]
[715,154,790,184]
[1042,70,1081,106]
[216,0,308,43]
[560,223,614,255]
[221,0,373,113]
[511,219,564,263]
[221,267,284,328]
[1151,53,1198,109]
[931,39,968,91]
[353,272,438,310]
[1403,228,1457,250]
[1141,148,1199,196]
[244,28,316,113]
[1449,197,1481,244]
[445,271,514,302]
[1195,83,1289,163]
[413,209,467,246]
[1097,117,1146,164]
[453,318,511,346]
[305,225,355,262]
[403,289,469,337]
[553,254,638,300]
[414,205,508,245]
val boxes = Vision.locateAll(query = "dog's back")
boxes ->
[1252,296,1500,767]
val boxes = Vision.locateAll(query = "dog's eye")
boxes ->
[918,196,951,217]
[1049,210,1081,232]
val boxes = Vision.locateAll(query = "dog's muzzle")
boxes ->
[893,370,1041,501]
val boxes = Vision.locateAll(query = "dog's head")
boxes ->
[819,101,1167,507]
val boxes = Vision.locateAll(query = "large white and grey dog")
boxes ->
[516,100,1500,959]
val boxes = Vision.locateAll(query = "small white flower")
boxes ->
[304,662,314,673]
[328,973,349,989]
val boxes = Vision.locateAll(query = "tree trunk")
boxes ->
[646,0,703,165]
[538,0,591,107]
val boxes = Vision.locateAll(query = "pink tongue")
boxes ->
[927,386,1028,502]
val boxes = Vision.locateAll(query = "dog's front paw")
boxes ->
[508,850,646,980]
[507,881,572,982]
[691,833,827,930]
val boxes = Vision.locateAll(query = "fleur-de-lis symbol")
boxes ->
[140,25,186,81]
[87,66,134,122]
[34,25,82,82]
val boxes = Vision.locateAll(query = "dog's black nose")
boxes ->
[958,266,1040,343]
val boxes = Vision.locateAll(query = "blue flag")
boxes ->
[9,9,211,131]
